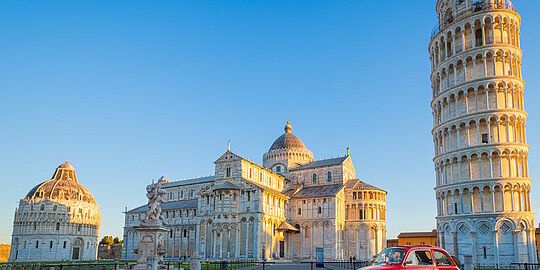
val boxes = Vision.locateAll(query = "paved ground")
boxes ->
[264,263,313,270]
[261,262,358,270]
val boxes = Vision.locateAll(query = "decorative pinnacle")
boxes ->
[285,121,292,133]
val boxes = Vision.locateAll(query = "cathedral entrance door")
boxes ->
[279,241,285,258]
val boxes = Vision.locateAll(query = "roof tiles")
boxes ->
[290,156,348,171]
[291,184,344,198]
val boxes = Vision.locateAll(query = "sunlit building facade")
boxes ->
[429,0,536,266]
[123,122,386,261]
[9,161,101,262]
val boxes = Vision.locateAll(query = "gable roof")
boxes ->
[289,156,348,171]
[213,181,240,191]
[345,179,385,192]
[127,199,198,213]
[162,176,215,188]
[277,221,299,232]
[214,150,241,164]
[291,184,344,198]
[282,184,302,197]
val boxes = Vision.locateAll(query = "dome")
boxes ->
[269,121,308,151]
[25,161,96,204]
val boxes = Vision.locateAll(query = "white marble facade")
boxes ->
[430,0,536,266]
[123,122,386,261]
[9,161,101,262]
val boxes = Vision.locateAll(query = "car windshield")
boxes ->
[374,248,407,265]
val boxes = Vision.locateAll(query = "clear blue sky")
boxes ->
[0,1,539,243]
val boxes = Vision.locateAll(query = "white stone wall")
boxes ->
[263,148,314,175]
[290,165,344,187]
[430,0,536,266]
[343,188,386,261]
[9,199,100,262]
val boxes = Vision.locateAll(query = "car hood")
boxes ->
[359,264,401,270]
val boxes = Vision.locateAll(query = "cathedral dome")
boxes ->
[25,161,96,204]
[269,121,308,151]
[263,121,313,173]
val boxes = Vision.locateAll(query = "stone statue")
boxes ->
[133,179,169,270]
[142,181,167,226]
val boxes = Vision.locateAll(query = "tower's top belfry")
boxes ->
[431,0,518,48]
[435,0,515,16]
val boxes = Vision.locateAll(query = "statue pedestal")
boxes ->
[190,256,201,270]
[133,224,168,270]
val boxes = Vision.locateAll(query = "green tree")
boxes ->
[99,236,114,246]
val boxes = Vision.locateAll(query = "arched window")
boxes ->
[327,172,332,183]
[40,204,45,211]
[183,229,187,238]
[226,167,231,177]
[312,173,317,184]
[444,8,453,25]
[56,222,60,231]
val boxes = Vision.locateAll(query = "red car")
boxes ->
[368,245,460,270]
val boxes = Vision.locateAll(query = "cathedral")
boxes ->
[123,122,387,261]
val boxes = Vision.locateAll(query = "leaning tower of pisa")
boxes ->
[429,0,536,266]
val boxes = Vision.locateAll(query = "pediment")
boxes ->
[214,150,241,164]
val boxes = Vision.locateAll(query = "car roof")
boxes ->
[389,245,446,251]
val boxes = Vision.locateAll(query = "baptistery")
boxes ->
[9,161,101,262]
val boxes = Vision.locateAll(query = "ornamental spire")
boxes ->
[284,120,292,134]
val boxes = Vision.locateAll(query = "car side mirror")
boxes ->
[404,261,413,266]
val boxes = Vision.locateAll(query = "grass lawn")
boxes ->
[1,261,261,270]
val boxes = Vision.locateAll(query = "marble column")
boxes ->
[493,230,499,266]
[235,227,240,258]
[254,219,260,260]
